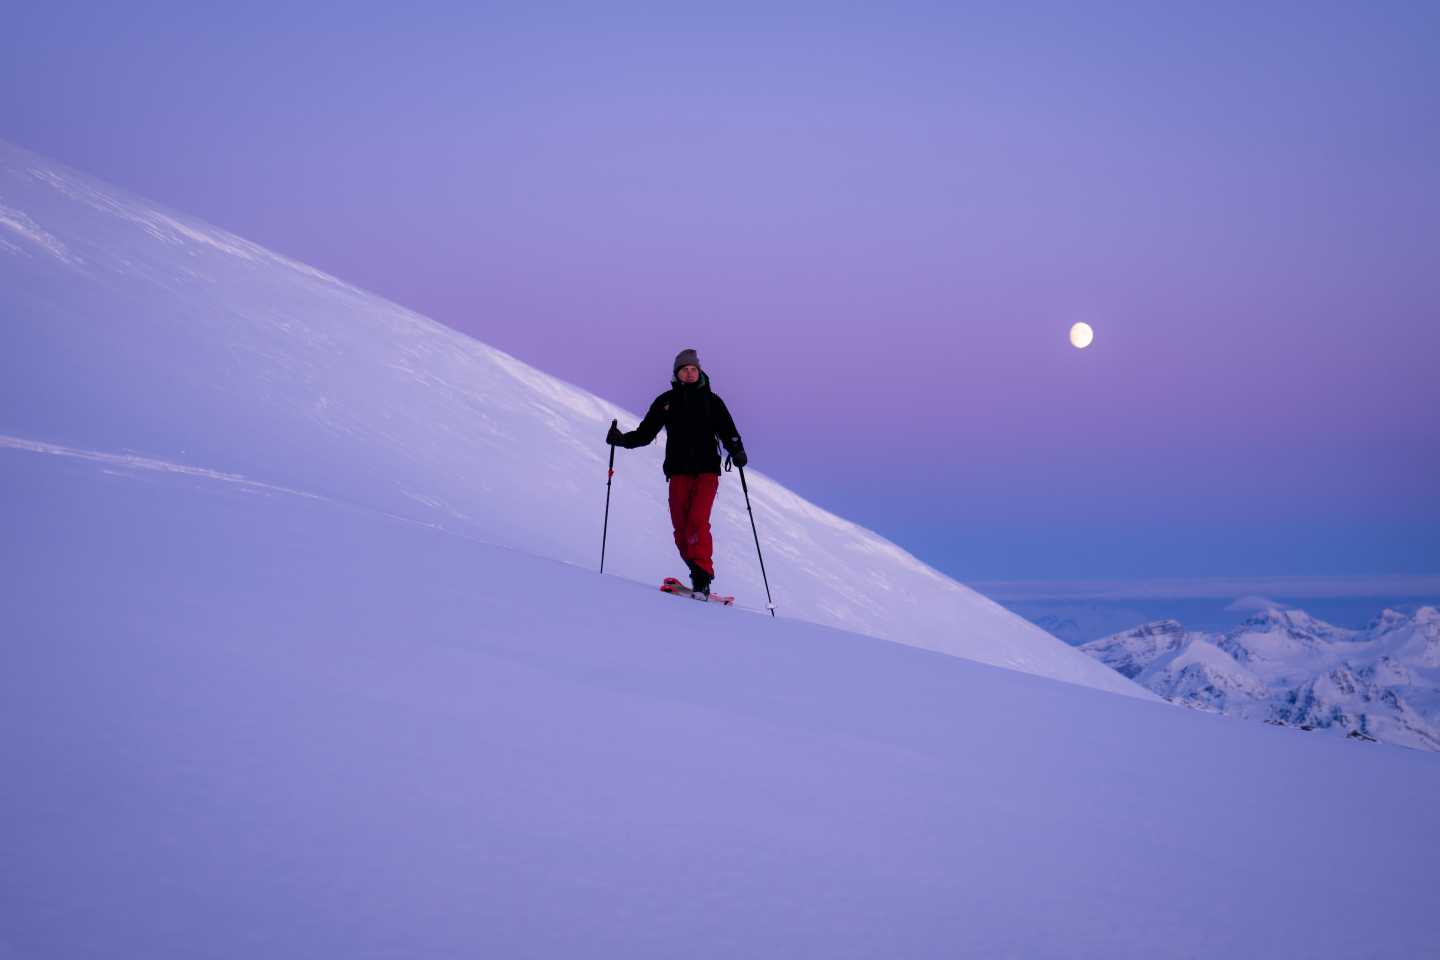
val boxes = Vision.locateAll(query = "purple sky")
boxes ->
[4,1,1437,584]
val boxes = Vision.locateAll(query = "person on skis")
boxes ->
[606,348,747,598]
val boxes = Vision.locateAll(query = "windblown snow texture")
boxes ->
[0,137,1144,699]
[4,140,1439,958]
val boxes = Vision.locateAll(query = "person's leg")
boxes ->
[684,474,720,580]
[667,475,694,565]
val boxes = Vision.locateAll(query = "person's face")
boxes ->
[677,364,700,383]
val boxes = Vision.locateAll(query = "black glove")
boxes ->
[606,420,624,446]
[729,445,748,469]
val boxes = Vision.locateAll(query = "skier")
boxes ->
[606,348,747,599]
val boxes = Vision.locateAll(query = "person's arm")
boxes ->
[712,395,747,467]
[613,395,667,449]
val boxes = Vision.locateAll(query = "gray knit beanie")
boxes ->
[673,348,701,375]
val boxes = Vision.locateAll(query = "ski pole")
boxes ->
[600,421,617,573]
[737,465,776,617]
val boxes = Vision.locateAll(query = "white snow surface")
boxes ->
[0,138,1146,699]
[1083,606,1440,750]
[6,414,1440,959]
[4,140,1440,956]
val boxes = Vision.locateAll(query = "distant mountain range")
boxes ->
[1079,606,1440,750]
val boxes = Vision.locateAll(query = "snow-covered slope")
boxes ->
[0,138,1146,699]
[1082,607,1440,750]
[4,434,1439,958]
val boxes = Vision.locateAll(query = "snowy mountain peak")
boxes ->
[1358,605,1440,669]
[1237,606,1340,636]
[1365,606,1439,639]
[1079,602,1440,750]
[1368,608,1412,631]
[1223,608,1357,664]
[1133,618,1186,637]
[1146,637,1270,710]
[1078,620,1190,680]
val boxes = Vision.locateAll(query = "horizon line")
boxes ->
[971,574,1440,602]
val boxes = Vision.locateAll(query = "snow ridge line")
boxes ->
[2,432,795,617]
[0,434,326,501]
[0,201,81,265]
[0,432,605,587]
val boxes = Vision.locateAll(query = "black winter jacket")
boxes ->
[616,372,744,478]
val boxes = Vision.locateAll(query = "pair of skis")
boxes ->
[659,577,734,606]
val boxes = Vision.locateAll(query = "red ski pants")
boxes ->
[668,473,719,576]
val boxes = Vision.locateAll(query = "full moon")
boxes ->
[1069,322,1094,349]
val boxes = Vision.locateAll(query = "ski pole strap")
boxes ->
[724,453,733,473]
